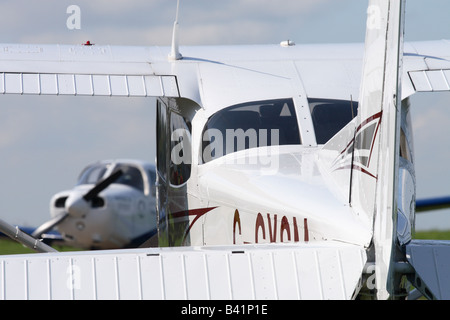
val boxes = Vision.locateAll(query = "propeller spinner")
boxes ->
[32,169,123,239]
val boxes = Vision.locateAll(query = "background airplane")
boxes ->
[31,159,158,249]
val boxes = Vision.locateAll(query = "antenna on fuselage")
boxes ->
[168,0,183,61]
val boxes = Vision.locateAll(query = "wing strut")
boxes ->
[0,217,57,253]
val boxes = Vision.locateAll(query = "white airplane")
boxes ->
[1,0,450,300]
[30,159,158,249]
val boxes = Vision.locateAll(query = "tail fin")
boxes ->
[319,0,405,299]
[352,0,405,299]
[354,0,405,299]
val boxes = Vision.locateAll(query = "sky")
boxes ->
[0,0,448,231]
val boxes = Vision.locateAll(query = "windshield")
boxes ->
[115,164,144,192]
[77,163,144,192]
[202,98,301,163]
[77,163,109,185]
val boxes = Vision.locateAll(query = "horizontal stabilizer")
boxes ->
[406,240,450,299]
[0,242,366,300]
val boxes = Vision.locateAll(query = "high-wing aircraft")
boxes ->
[30,159,158,249]
[1,0,450,300]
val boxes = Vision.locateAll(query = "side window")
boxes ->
[309,98,358,144]
[170,112,192,186]
[77,163,108,185]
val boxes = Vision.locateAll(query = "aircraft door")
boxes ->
[156,100,170,245]
[156,98,192,247]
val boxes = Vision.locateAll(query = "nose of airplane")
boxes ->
[33,169,123,240]
[64,169,124,218]
[65,193,90,218]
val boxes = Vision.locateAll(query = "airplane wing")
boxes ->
[404,40,450,95]
[416,196,450,213]
[0,242,366,300]
[0,44,180,98]
[0,41,447,103]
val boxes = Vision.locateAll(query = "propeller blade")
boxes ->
[31,211,68,238]
[83,169,123,202]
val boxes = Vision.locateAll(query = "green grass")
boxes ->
[0,238,80,255]
[414,230,450,240]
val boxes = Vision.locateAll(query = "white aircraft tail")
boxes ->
[356,0,405,299]
[319,0,405,299]
[321,0,450,300]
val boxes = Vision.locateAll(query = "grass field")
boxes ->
[0,230,449,255]
[0,238,81,255]
[413,230,450,240]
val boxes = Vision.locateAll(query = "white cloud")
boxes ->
[231,0,329,16]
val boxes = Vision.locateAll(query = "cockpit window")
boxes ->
[115,165,144,192]
[202,98,301,163]
[77,163,144,192]
[309,98,358,144]
[77,163,108,185]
